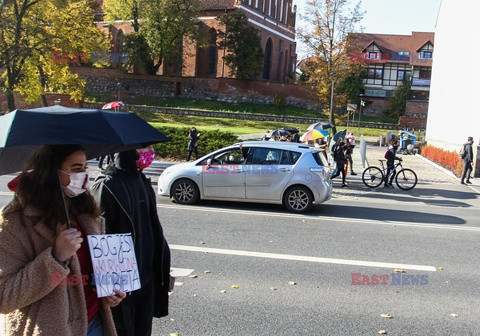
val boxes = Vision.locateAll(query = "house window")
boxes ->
[419,70,431,79]
[263,38,272,80]
[398,51,409,58]
[367,67,383,79]
[421,51,432,59]
[369,52,379,59]
[397,70,411,80]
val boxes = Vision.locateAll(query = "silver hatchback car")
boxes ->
[157,141,332,213]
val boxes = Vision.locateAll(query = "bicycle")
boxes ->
[362,159,418,190]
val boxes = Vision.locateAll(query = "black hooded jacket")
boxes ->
[91,150,170,318]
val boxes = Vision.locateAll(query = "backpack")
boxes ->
[333,148,339,161]
[384,150,389,159]
[458,145,465,159]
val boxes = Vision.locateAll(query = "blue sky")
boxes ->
[294,0,442,57]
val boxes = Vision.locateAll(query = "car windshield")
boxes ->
[312,151,328,166]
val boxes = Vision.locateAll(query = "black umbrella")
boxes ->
[267,129,292,138]
[0,105,169,175]
[278,127,300,134]
[307,121,335,131]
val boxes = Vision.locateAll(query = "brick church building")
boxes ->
[95,0,297,83]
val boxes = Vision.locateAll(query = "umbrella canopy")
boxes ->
[300,129,329,142]
[267,129,291,138]
[307,121,335,131]
[332,129,347,142]
[102,101,125,110]
[0,106,169,175]
[278,127,300,134]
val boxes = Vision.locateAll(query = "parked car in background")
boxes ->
[157,141,332,213]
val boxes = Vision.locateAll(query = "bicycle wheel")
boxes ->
[395,168,417,190]
[362,166,384,188]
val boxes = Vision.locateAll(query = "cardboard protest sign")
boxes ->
[87,233,141,298]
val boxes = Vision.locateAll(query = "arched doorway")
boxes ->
[263,38,272,80]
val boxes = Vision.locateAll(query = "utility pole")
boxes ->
[329,72,337,124]
[357,94,365,135]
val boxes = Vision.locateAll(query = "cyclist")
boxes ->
[384,140,402,187]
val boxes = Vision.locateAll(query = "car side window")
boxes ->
[290,151,302,164]
[212,149,244,164]
[247,148,281,165]
[280,151,290,165]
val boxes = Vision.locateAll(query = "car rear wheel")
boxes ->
[172,179,199,205]
[283,186,313,213]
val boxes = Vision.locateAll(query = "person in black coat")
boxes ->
[187,127,201,161]
[460,136,474,185]
[384,140,402,187]
[91,146,171,336]
[331,141,348,187]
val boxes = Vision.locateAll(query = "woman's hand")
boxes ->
[105,289,126,307]
[53,224,83,262]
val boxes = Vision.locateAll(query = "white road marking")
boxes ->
[170,267,195,277]
[157,204,480,232]
[0,191,13,196]
[170,245,437,272]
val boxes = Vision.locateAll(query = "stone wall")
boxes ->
[0,92,81,112]
[87,102,401,130]
[71,67,316,109]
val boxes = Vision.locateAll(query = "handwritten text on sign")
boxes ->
[87,234,141,298]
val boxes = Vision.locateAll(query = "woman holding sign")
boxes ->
[0,145,125,336]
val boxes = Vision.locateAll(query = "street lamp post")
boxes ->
[329,72,337,124]
[357,94,365,135]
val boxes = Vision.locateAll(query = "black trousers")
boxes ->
[385,166,396,186]
[186,147,198,161]
[111,278,154,336]
[331,163,346,184]
[460,161,472,183]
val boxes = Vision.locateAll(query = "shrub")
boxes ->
[153,126,238,160]
[421,145,463,176]
[273,90,286,107]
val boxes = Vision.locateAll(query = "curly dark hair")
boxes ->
[4,145,100,229]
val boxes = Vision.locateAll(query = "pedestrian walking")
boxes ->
[345,132,357,175]
[187,127,201,161]
[384,140,402,187]
[0,145,123,336]
[331,141,348,187]
[91,145,171,336]
[460,136,474,185]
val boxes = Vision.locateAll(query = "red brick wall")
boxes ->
[0,93,81,112]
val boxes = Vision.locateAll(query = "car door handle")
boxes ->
[280,168,290,172]
[235,168,243,173]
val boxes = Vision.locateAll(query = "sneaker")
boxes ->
[466,181,472,184]
[460,181,466,185]
[351,172,358,176]
[342,184,348,188]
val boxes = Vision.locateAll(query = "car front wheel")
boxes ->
[172,179,200,205]
[283,186,313,213]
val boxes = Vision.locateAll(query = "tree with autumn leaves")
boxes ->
[0,0,110,111]
[298,0,364,112]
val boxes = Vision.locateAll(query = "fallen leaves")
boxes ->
[438,266,444,271]
[380,314,393,319]
[220,290,227,293]
[230,284,239,289]
[377,330,387,334]
[188,274,198,279]
[393,269,405,273]
[450,313,459,318]
[288,281,297,286]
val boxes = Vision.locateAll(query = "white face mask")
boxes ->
[60,171,88,198]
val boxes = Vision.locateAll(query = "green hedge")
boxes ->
[153,126,239,160]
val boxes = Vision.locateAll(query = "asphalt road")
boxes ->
[0,155,479,336]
